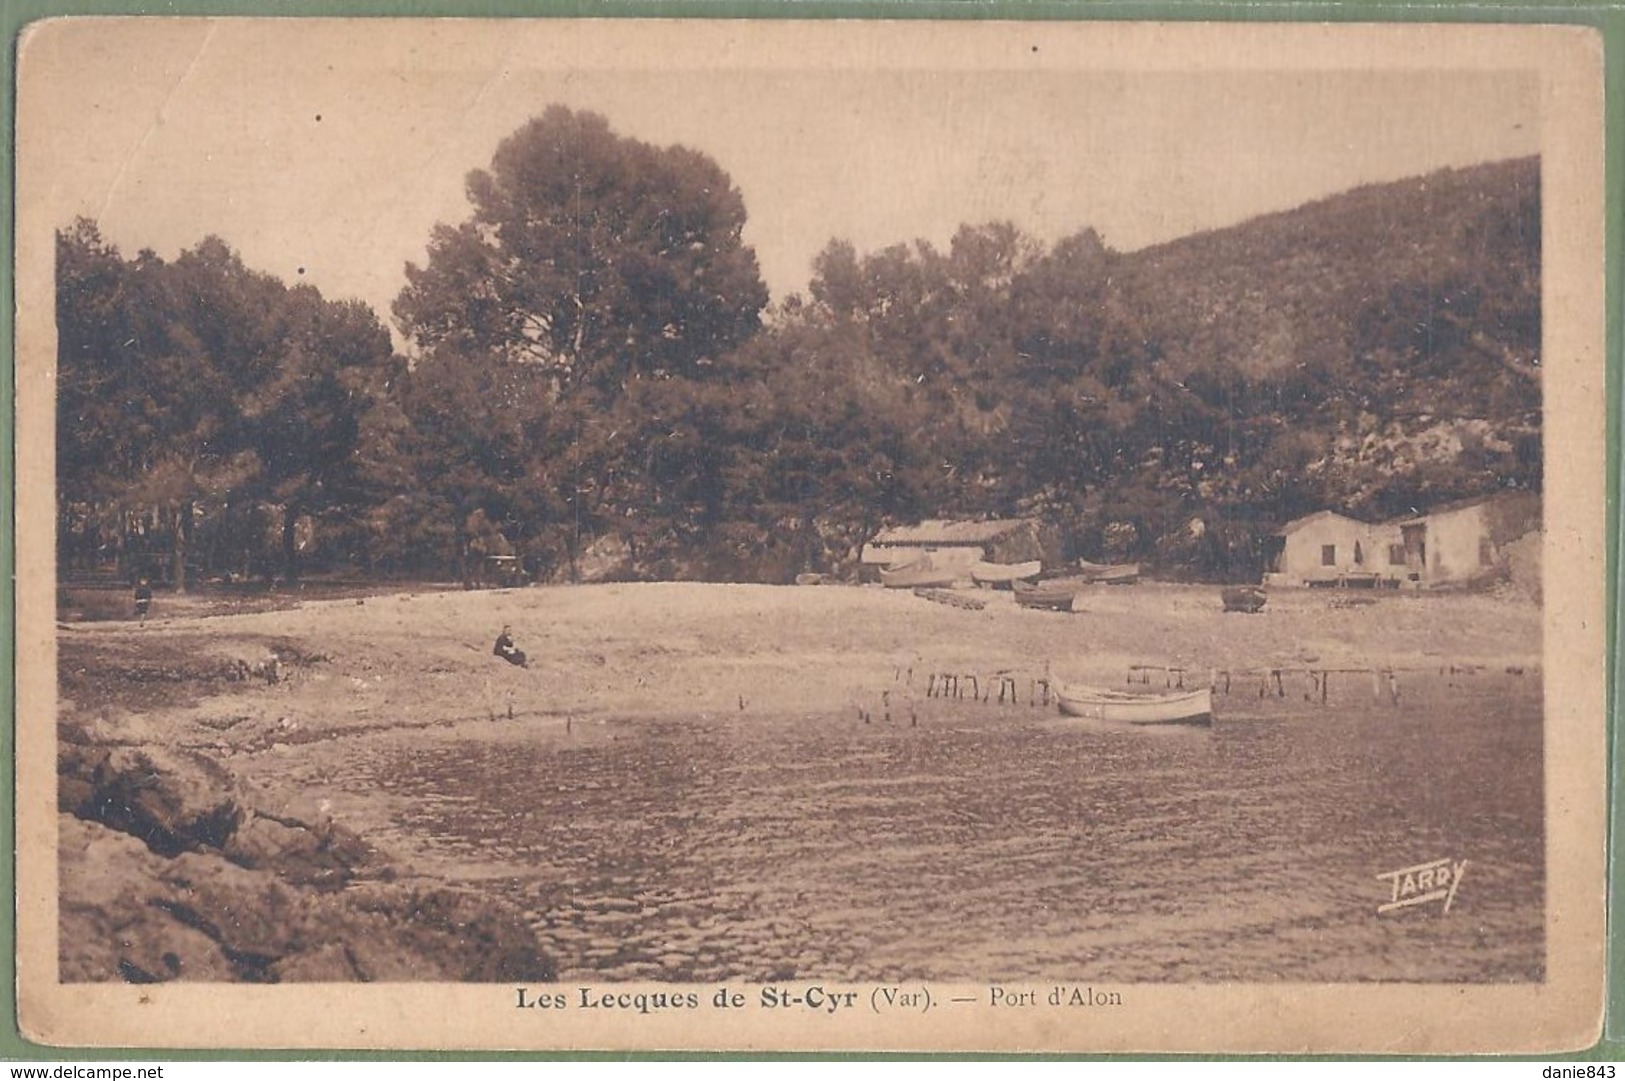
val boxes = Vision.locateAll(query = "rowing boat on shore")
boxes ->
[971,560,1042,587]
[1053,682,1214,726]
[1013,579,1079,611]
[1221,586,1267,613]
[880,563,959,589]
[1077,559,1141,584]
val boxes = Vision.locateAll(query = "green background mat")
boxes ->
[4,0,1620,1062]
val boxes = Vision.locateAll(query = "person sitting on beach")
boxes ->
[493,625,527,668]
[133,578,153,622]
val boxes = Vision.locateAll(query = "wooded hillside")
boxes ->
[56,107,1539,587]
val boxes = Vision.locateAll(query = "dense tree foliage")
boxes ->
[57,222,400,586]
[58,134,1540,589]
[385,107,773,578]
[395,105,768,390]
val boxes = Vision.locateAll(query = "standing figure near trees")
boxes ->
[133,578,153,623]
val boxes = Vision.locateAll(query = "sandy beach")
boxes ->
[61,579,1542,740]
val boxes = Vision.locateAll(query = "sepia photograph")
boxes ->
[12,17,1608,1053]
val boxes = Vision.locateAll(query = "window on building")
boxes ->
[1321,544,1336,566]
[1389,544,1407,565]
[1479,538,1495,566]
[1353,541,1364,565]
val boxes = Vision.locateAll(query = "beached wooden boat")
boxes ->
[1013,578,1079,611]
[880,563,958,589]
[1053,682,1214,726]
[971,560,1042,587]
[1077,559,1141,584]
[914,587,986,611]
[1221,586,1267,613]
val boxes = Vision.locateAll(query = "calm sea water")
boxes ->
[338,669,1543,984]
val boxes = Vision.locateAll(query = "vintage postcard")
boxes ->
[12,17,1608,1053]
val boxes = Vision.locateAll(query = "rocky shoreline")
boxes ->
[57,719,556,983]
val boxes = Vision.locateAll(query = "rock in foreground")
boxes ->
[58,730,555,983]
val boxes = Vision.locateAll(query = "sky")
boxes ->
[21,19,1541,342]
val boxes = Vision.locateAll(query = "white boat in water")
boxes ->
[1053,681,1214,726]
